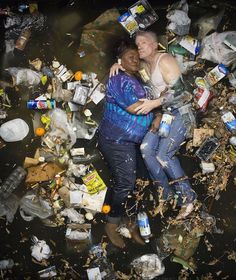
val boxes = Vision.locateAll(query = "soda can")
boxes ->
[27,99,56,109]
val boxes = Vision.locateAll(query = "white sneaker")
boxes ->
[176,202,194,220]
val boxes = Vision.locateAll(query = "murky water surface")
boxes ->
[0,0,236,279]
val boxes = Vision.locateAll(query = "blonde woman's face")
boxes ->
[135,35,157,59]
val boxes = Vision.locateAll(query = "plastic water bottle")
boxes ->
[137,211,151,243]
[0,166,27,199]
[158,108,174,138]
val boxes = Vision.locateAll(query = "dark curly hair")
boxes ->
[115,39,138,59]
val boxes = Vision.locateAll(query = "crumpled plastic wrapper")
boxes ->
[60,208,85,224]
[131,254,165,279]
[30,236,52,262]
[166,0,190,36]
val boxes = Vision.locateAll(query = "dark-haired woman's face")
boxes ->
[121,49,140,74]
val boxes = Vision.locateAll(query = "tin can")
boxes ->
[27,99,56,109]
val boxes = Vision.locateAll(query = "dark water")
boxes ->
[0,0,236,279]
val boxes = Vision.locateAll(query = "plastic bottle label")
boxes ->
[138,215,151,237]
[27,100,56,109]
[158,113,173,137]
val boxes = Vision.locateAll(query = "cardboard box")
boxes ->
[193,128,214,147]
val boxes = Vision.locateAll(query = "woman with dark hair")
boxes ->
[98,40,153,248]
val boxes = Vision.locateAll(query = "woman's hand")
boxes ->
[134,98,162,114]
[150,114,162,133]
[109,63,125,77]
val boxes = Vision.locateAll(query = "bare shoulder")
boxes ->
[159,53,179,68]
[159,53,181,83]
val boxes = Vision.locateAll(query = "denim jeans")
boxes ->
[98,134,137,224]
[140,111,197,206]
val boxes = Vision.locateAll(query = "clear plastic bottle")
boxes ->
[137,211,152,243]
[0,166,27,199]
[158,108,174,138]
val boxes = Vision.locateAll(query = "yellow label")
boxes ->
[82,170,106,194]
[126,20,138,32]
[136,5,145,13]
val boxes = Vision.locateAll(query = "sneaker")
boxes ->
[105,223,125,248]
[176,202,194,220]
[125,220,145,245]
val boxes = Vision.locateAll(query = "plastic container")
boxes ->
[0,118,29,142]
[158,109,173,138]
[137,211,151,243]
[0,166,27,199]
[195,137,220,161]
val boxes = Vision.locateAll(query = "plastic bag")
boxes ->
[31,236,51,262]
[166,0,190,36]
[20,191,53,221]
[46,108,77,149]
[199,32,236,66]
[175,54,197,74]
[6,67,42,86]
[131,254,165,279]
[52,77,73,102]
[60,208,85,224]
[0,194,19,223]
[72,112,97,140]
[193,8,224,39]
[0,118,29,142]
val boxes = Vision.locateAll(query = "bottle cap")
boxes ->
[38,157,45,162]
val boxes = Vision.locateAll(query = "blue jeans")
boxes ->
[140,111,197,206]
[98,134,137,224]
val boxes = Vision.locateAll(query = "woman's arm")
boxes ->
[126,100,145,114]
[134,98,162,114]
[109,63,125,77]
